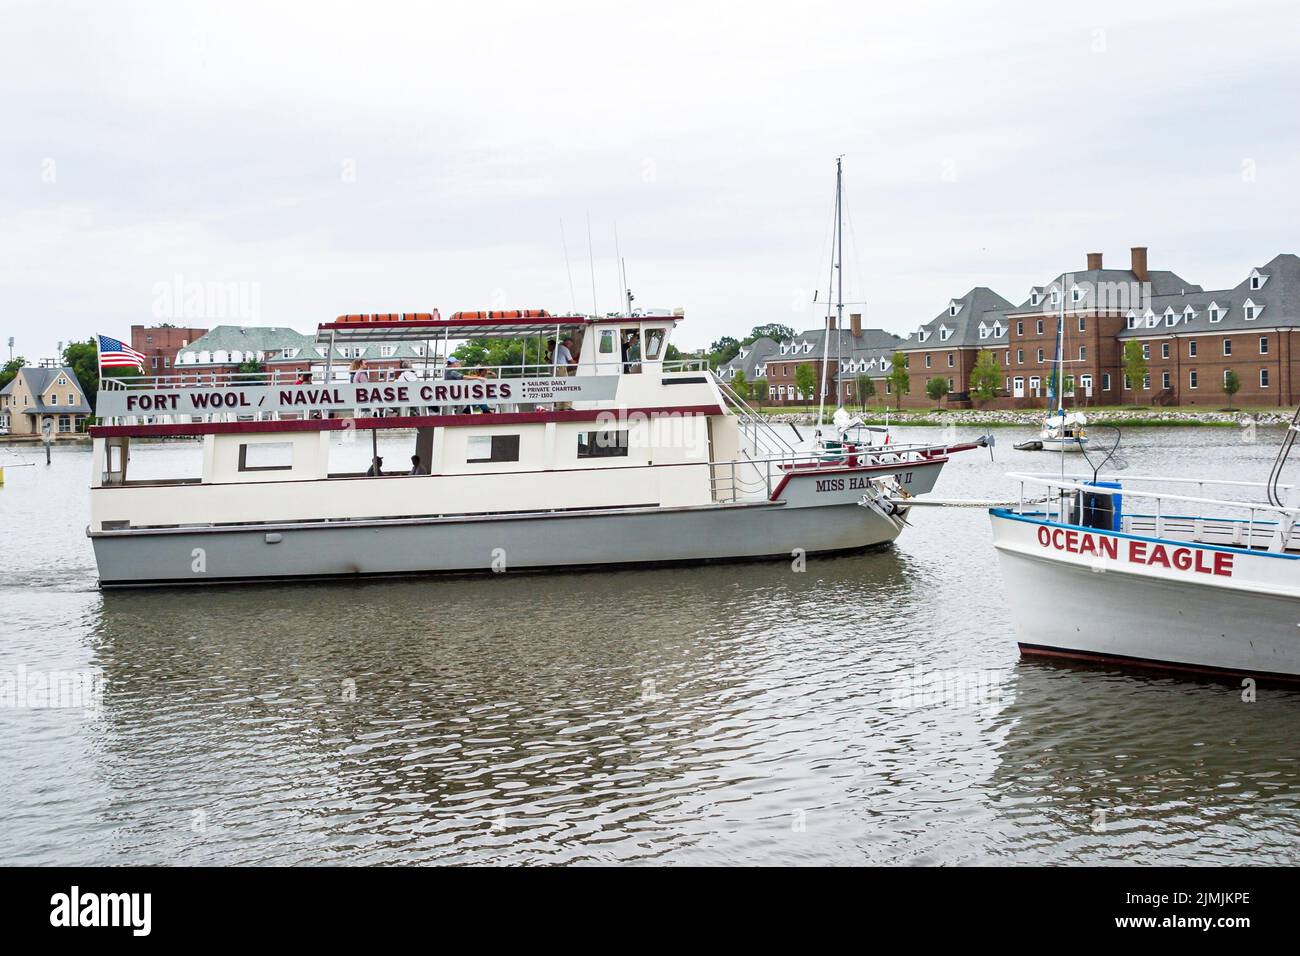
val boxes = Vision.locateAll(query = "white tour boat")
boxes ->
[989,454,1300,681]
[88,310,985,587]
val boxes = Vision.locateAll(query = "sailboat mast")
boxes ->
[817,157,842,431]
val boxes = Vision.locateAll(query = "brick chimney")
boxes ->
[1086,252,1103,271]
[850,312,862,338]
[1130,246,1149,281]
[826,315,837,330]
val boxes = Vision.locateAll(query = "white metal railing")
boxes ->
[708,443,949,503]
[1007,471,1300,552]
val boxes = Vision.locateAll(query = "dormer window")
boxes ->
[919,329,930,343]
[939,325,953,341]
[1244,299,1261,320]
[1030,290,1041,307]
[948,300,961,317]
[780,343,789,354]
[978,322,989,339]
[803,341,813,354]
[1250,269,1268,291]
[992,322,1003,337]
[1071,285,1083,303]
[1050,288,1060,306]
[1183,306,1196,321]
[1126,311,1137,329]
[1144,310,1157,328]
[1164,308,1177,327]
[1208,303,1222,323]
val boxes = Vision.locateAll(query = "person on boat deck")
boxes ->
[556,337,577,375]
[624,331,641,373]
[409,454,426,476]
[443,356,473,415]
[471,365,493,413]
[350,359,370,383]
[366,455,384,477]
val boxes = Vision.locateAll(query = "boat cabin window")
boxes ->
[577,429,629,458]
[643,326,668,362]
[238,441,294,472]
[598,329,617,355]
[467,434,521,464]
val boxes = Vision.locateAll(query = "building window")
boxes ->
[1029,375,1041,395]
[1016,349,1024,364]
[578,430,630,458]
[1036,319,1044,335]
[151,357,159,368]
[1162,371,1171,389]
[1078,317,1085,332]
[49,393,58,405]
[1251,274,1263,290]
[1261,369,1270,388]
[1078,345,1086,361]
[1223,339,1232,356]
[1072,286,1082,303]
[1244,302,1258,320]
[1080,374,1092,394]
[467,435,521,464]
[1004,351,1011,365]
[947,378,953,390]
[925,355,932,368]
[1016,321,1024,336]
[1102,373,1111,391]
[946,353,954,368]
[1036,349,1044,363]
[1141,343,1150,359]
[1161,342,1169,359]
[1260,336,1269,355]
[1188,340,1197,358]
[1142,375,1150,390]
[1189,370,1198,390]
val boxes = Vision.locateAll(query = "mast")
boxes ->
[817,157,843,434]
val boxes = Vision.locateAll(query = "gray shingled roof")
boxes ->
[900,287,1016,351]
[1017,268,1201,313]
[718,326,906,381]
[1117,253,1300,338]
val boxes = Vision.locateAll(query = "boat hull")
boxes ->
[92,498,905,587]
[990,510,1300,680]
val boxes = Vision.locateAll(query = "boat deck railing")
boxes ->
[1007,471,1300,553]
[100,359,711,391]
[708,444,949,503]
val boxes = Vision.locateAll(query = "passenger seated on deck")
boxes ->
[366,456,384,477]
[409,454,426,476]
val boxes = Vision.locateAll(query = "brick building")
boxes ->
[717,314,903,406]
[896,287,1015,407]
[130,324,208,376]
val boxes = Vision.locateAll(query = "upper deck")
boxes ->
[92,310,714,436]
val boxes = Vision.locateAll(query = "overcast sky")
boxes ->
[3,0,1299,363]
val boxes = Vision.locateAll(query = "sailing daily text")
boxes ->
[1035,524,1234,576]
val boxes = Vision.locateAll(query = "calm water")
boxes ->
[2,426,1299,865]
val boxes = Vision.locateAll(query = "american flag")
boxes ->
[97,334,146,371]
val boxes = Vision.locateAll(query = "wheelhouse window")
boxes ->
[467,435,520,464]
[578,430,629,458]
[238,442,294,472]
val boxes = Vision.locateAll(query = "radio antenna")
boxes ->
[586,213,598,317]
[559,218,578,314]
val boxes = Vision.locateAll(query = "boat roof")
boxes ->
[314,312,683,344]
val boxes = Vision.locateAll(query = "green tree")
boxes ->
[751,378,768,408]
[794,363,817,404]
[233,358,265,382]
[925,376,948,408]
[888,353,910,409]
[1122,340,1149,401]
[1,356,27,391]
[708,336,742,369]
[855,373,875,409]
[1223,368,1241,410]
[970,349,1001,401]
[731,369,750,399]
[748,323,796,343]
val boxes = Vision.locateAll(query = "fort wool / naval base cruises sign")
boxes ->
[97,375,620,418]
